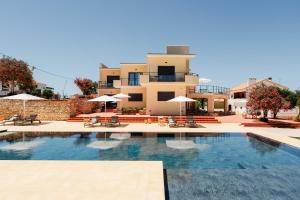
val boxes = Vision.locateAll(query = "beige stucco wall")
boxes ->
[147,56,189,73]
[145,84,187,115]
[119,87,146,109]
[120,64,147,79]
[99,68,121,82]
[98,88,120,96]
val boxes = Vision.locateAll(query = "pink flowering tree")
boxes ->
[74,78,97,96]
[247,84,287,118]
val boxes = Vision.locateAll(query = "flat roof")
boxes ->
[147,53,196,58]
[100,67,121,70]
[120,63,147,65]
[0,160,165,200]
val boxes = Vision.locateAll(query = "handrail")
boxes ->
[145,72,187,82]
[191,85,230,95]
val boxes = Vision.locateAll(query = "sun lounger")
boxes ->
[84,117,100,127]
[106,116,120,127]
[168,116,178,128]
[0,115,20,126]
[186,116,198,128]
[24,114,41,124]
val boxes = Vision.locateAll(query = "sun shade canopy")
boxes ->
[167,96,196,102]
[88,95,120,102]
[1,93,45,100]
[112,93,131,99]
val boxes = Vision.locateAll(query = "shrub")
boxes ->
[256,111,261,116]
[42,89,54,99]
[294,116,300,122]
[259,117,269,122]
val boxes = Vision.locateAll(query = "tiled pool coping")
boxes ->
[1,121,300,149]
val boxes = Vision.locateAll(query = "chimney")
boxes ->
[247,78,257,86]
[166,45,189,55]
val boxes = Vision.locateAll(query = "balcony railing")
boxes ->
[191,85,230,95]
[99,79,141,88]
[145,72,187,82]
[120,78,141,86]
[99,81,115,88]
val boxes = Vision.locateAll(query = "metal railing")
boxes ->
[99,79,141,88]
[99,81,115,88]
[144,72,187,82]
[99,72,200,87]
[191,85,230,95]
[120,78,140,86]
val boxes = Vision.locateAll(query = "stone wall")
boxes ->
[69,96,98,115]
[0,99,74,120]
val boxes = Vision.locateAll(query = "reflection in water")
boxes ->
[97,137,201,169]
[0,141,44,151]
[73,133,91,146]
[247,133,280,156]
[0,149,32,160]
[87,140,122,150]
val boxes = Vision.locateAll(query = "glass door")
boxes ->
[128,72,141,86]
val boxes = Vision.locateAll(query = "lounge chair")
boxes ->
[0,115,20,126]
[24,114,41,124]
[106,116,120,127]
[84,117,100,127]
[186,116,198,128]
[168,116,177,128]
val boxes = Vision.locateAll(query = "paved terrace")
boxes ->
[0,161,164,200]
[1,121,300,148]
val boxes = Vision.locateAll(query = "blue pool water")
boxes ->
[1,132,300,200]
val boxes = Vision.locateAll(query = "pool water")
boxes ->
[1,132,300,200]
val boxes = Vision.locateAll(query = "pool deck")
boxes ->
[0,160,164,200]
[1,121,300,148]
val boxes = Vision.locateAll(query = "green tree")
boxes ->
[31,88,42,97]
[42,89,54,99]
[278,89,297,109]
[296,94,300,118]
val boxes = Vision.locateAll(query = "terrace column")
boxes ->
[207,97,214,113]
[224,99,228,113]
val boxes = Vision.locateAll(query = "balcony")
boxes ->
[100,79,141,89]
[190,85,230,95]
[148,72,186,82]
[99,81,116,89]
[113,79,141,88]
[140,72,198,85]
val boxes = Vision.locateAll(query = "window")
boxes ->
[234,92,246,99]
[128,72,142,86]
[157,91,175,101]
[106,76,120,87]
[128,93,143,101]
[157,66,175,82]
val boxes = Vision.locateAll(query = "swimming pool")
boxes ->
[1,132,300,200]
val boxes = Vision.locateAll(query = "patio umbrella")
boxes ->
[112,93,131,110]
[88,95,120,113]
[1,93,45,117]
[167,96,196,117]
[168,96,196,144]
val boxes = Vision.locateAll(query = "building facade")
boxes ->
[98,45,229,115]
[228,77,289,114]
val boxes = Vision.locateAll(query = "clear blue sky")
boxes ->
[1,0,299,95]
